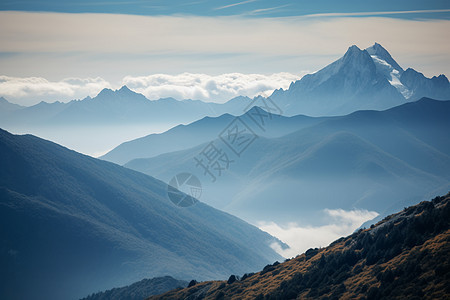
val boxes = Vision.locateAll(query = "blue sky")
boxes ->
[2,0,450,19]
[0,1,449,105]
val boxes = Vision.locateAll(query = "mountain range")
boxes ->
[0,128,282,300]
[1,43,449,156]
[149,192,450,299]
[101,106,324,165]
[0,88,251,156]
[270,43,450,116]
[0,86,251,127]
[1,41,449,300]
[2,44,448,124]
[121,98,450,225]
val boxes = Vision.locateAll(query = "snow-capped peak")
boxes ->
[345,45,362,55]
[366,43,403,73]
[364,43,412,99]
[370,55,412,99]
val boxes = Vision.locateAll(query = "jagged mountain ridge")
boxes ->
[148,192,450,300]
[270,43,450,116]
[401,67,450,100]
[367,42,403,73]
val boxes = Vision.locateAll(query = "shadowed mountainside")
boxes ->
[0,129,282,300]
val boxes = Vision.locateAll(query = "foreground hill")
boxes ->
[149,192,450,299]
[0,129,282,300]
[81,276,187,300]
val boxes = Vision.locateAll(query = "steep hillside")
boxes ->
[0,129,282,300]
[149,193,450,299]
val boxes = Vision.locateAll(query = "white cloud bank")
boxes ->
[0,76,112,104]
[122,72,300,103]
[259,208,379,258]
[0,72,299,106]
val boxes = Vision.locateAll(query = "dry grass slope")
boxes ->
[148,192,450,300]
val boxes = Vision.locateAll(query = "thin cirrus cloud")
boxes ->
[245,4,291,16]
[259,208,379,258]
[215,0,257,10]
[302,8,450,18]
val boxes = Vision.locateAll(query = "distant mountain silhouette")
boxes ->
[124,98,450,224]
[102,106,323,165]
[0,97,24,113]
[0,129,282,300]
[0,86,251,127]
[149,192,450,300]
[0,88,253,155]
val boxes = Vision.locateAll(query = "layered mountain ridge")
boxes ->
[122,98,450,225]
[101,106,324,165]
[1,43,448,157]
[1,43,448,126]
[0,85,251,127]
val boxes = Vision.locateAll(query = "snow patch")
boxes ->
[371,55,412,99]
